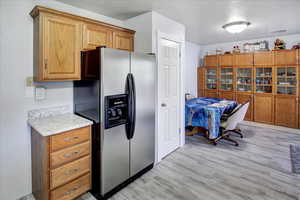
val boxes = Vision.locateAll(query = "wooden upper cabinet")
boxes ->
[234,53,253,66]
[113,31,134,52]
[36,13,82,81]
[30,6,135,81]
[82,23,113,49]
[204,55,218,67]
[274,50,298,65]
[219,54,233,66]
[254,51,274,66]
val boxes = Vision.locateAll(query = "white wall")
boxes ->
[0,0,125,199]
[125,12,153,54]
[202,33,300,56]
[185,42,202,96]
[151,12,186,54]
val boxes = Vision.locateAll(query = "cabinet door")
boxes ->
[82,23,113,49]
[43,15,82,80]
[274,50,298,65]
[219,54,233,66]
[113,31,134,51]
[236,93,253,121]
[219,91,235,100]
[205,90,218,98]
[197,67,205,90]
[234,53,253,66]
[204,55,218,66]
[253,94,274,124]
[254,51,273,66]
[274,96,298,128]
[198,89,205,97]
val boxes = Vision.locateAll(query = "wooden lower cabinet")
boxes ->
[274,96,298,128]
[219,91,235,100]
[253,94,274,124]
[198,89,205,97]
[31,126,91,200]
[236,93,253,121]
[205,90,219,98]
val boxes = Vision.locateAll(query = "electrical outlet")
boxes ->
[35,87,46,100]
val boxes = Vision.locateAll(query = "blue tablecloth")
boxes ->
[185,97,238,139]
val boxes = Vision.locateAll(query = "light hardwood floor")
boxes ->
[23,124,300,200]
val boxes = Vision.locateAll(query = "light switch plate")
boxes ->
[26,77,34,87]
[35,87,46,100]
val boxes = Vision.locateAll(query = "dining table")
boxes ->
[185,97,238,139]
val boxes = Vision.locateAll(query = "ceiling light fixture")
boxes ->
[222,21,251,34]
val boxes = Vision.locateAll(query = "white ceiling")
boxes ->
[56,0,300,45]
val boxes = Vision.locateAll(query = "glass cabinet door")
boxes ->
[276,67,297,95]
[255,67,272,93]
[236,68,252,92]
[206,68,217,89]
[220,68,233,90]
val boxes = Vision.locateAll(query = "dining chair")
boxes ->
[218,102,250,146]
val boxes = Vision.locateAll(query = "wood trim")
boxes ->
[30,5,135,34]
[31,128,50,200]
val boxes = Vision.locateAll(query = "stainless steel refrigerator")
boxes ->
[74,47,155,199]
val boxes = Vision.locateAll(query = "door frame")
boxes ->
[155,31,185,163]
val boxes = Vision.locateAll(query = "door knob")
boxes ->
[161,103,167,107]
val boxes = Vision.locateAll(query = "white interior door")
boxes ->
[158,38,181,160]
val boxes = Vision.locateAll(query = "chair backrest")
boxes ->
[225,102,250,130]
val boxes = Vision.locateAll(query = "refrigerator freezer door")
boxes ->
[130,52,156,176]
[101,48,130,194]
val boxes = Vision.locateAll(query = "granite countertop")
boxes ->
[28,106,93,137]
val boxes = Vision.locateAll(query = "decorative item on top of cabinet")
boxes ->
[274,49,298,65]
[204,55,218,67]
[113,31,134,52]
[82,23,113,50]
[254,51,274,66]
[233,53,254,66]
[219,54,233,66]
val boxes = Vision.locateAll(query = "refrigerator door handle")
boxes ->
[125,73,136,140]
[130,74,136,139]
[125,74,131,140]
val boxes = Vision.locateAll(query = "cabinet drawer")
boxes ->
[50,141,90,168]
[50,127,90,152]
[50,156,90,189]
[51,173,91,200]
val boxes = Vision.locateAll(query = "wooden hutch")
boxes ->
[198,49,300,128]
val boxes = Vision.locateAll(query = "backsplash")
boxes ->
[28,105,72,121]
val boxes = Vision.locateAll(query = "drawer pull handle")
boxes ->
[64,168,81,176]
[64,151,79,158]
[63,184,82,196]
[64,136,79,142]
